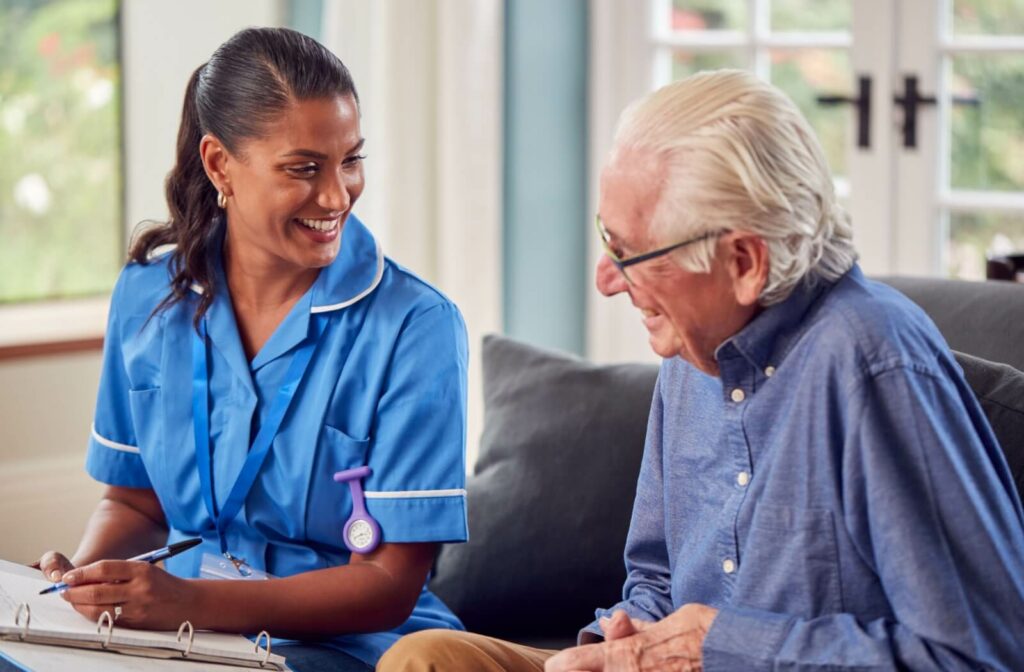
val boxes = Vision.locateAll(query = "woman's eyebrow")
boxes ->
[279,138,365,160]
[280,149,328,160]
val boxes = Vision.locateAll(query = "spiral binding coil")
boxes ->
[13,604,30,641]
[96,610,115,649]
[254,630,272,667]
[176,620,195,657]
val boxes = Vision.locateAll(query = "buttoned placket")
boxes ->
[715,345,758,590]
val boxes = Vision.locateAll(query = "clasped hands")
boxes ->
[545,603,718,672]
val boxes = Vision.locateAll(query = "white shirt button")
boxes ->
[722,558,736,574]
[736,471,750,487]
[764,366,776,378]
[730,388,745,403]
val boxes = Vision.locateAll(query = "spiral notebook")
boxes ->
[0,559,287,670]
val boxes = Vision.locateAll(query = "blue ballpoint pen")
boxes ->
[38,537,203,595]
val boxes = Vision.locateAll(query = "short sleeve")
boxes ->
[85,269,152,489]
[364,301,469,543]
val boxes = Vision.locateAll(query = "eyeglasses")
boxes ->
[595,215,726,284]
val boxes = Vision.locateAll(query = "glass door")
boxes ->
[901,0,1024,278]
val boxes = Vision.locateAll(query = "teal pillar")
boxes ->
[503,0,588,355]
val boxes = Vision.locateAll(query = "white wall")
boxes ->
[0,354,105,563]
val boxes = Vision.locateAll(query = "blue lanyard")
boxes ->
[191,315,326,555]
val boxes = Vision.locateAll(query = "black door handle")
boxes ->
[816,75,871,149]
[894,75,981,149]
[893,76,936,149]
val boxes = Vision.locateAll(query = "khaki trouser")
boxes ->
[377,629,558,672]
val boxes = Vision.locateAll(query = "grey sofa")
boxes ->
[428,276,1024,650]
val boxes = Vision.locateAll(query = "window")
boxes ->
[595,0,1024,279]
[0,0,122,304]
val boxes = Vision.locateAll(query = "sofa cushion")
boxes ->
[954,351,1024,500]
[878,276,1024,372]
[429,335,658,644]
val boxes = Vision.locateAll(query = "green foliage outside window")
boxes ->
[0,0,122,303]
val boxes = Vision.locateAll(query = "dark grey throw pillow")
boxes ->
[429,335,659,645]
[954,351,1024,501]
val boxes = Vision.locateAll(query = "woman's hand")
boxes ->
[59,560,200,630]
[36,551,76,583]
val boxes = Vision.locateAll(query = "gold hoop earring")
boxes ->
[217,191,227,209]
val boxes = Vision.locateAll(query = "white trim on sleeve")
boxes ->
[91,424,141,454]
[364,488,466,500]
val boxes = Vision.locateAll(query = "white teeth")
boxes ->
[297,218,339,232]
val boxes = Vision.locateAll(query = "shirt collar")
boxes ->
[188,212,384,314]
[716,264,862,373]
[310,213,384,313]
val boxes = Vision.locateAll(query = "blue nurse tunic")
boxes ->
[84,215,469,665]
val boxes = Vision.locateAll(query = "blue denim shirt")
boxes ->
[585,265,1024,670]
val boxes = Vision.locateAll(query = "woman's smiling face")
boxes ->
[215,94,365,272]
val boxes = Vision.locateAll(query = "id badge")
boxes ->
[199,552,273,580]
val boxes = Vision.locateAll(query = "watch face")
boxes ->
[347,519,375,549]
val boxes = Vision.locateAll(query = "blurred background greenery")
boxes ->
[0,0,121,303]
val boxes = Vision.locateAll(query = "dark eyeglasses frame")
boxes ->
[595,215,726,284]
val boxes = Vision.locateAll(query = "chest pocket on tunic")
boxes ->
[733,504,843,619]
[304,424,371,547]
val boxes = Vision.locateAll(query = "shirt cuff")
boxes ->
[367,493,468,543]
[702,605,794,672]
[578,622,604,645]
[85,432,152,489]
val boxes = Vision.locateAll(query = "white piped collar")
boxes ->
[187,213,384,313]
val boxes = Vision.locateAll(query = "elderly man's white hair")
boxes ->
[611,69,857,305]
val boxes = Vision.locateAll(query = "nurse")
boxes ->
[36,27,468,671]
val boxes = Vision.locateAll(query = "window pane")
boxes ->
[772,0,850,32]
[947,211,1024,280]
[0,0,122,303]
[672,50,745,80]
[770,49,851,178]
[953,0,1024,36]
[670,0,746,32]
[949,54,1024,192]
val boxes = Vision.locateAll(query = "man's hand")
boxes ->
[545,604,718,672]
[601,609,653,640]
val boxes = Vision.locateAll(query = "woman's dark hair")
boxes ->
[129,27,358,326]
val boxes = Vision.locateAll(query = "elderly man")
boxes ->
[378,70,1024,671]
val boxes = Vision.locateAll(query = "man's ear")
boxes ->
[726,233,769,307]
[199,134,233,197]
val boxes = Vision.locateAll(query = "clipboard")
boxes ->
[0,560,287,670]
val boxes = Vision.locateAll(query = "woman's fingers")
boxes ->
[61,580,128,608]
[37,551,75,582]
[63,559,138,586]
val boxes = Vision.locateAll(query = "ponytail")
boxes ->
[129,64,219,328]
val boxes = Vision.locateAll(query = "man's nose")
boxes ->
[595,255,628,297]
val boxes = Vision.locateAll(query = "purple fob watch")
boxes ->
[333,466,382,554]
